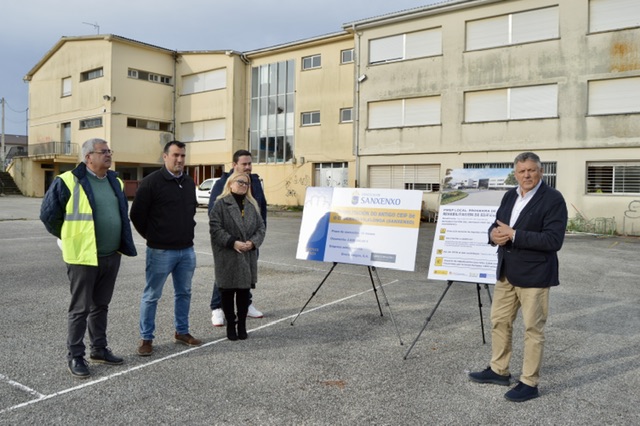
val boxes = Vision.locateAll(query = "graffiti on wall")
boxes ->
[285,173,312,199]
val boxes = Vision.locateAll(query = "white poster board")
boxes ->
[427,168,514,284]
[296,187,422,271]
[427,205,499,284]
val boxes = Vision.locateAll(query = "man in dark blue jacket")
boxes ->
[208,150,267,326]
[469,152,568,402]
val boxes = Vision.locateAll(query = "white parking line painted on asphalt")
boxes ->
[0,279,398,415]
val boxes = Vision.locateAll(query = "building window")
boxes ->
[340,108,353,123]
[369,164,440,192]
[466,6,559,51]
[182,68,226,95]
[465,162,558,188]
[341,49,354,64]
[62,77,72,97]
[369,27,442,64]
[465,84,558,122]
[588,77,640,115]
[589,0,640,33]
[368,96,441,129]
[127,117,172,132]
[80,68,103,82]
[315,162,349,187]
[302,54,321,70]
[79,117,103,129]
[181,119,226,142]
[250,60,295,164]
[587,162,640,194]
[302,111,321,126]
[128,68,172,85]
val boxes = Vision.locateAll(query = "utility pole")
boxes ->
[1,97,5,172]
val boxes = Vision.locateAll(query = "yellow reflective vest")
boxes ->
[58,172,124,266]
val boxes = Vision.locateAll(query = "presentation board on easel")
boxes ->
[427,168,514,284]
[296,187,423,271]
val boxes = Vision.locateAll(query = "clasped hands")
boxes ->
[490,220,515,246]
[233,240,254,253]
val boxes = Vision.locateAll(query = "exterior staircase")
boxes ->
[0,171,22,195]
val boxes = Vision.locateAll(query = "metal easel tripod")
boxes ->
[290,262,404,345]
[403,280,492,359]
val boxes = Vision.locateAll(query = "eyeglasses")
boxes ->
[90,149,113,155]
[234,180,250,187]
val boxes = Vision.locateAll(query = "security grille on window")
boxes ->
[588,77,640,115]
[589,0,640,33]
[340,108,353,123]
[341,49,354,64]
[465,84,558,122]
[182,69,226,94]
[369,96,441,129]
[466,6,559,51]
[369,27,442,64]
[80,68,103,82]
[302,111,320,126]
[369,164,440,192]
[79,117,103,129]
[587,163,640,194]
[302,54,321,70]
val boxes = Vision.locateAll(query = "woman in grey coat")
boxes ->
[209,172,266,340]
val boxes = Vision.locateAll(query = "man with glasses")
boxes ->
[130,140,202,356]
[41,138,137,378]
[208,149,267,327]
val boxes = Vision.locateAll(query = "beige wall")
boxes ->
[353,0,640,234]
[247,35,356,206]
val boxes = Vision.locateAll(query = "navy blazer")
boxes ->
[489,181,568,288]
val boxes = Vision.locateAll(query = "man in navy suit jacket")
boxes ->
[469,152,568,402]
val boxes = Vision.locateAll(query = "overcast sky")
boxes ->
[0,0,441,135]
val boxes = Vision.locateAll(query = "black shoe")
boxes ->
[237,321,248,340]
[89,348,124,365]
[505,381,539,402]
[468,366,511,386]
[68,357,90,378]
[226,324,238,341]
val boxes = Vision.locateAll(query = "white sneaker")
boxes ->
[247,304,263,318]
[211,309,224,327]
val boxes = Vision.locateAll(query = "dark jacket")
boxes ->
[489,181,567,288]
[40,162,137,257]
[210,194,266,289]
[208,172,267,227]
[130,166,197,250]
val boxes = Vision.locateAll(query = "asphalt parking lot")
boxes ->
[0,194,639,425]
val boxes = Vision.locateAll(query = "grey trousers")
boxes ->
[66,253,121,359]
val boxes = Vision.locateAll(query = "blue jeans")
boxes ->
[140,247,196,340]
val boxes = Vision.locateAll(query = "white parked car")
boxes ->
[195,177,220,206]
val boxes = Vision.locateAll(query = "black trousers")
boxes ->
[66,253,121,359]
[220,288,250,323]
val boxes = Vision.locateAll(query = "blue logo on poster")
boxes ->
[480,273,487,278]
[351,191,360,205]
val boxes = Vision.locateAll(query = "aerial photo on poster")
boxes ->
[427,168,514,284]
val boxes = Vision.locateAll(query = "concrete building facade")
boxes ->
[12,0,640,234]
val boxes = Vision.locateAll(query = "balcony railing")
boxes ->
[29,142,79,158]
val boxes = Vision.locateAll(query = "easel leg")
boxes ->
[290,262,338,326]
[369,266,404,345]
[367,266,383,316]
[403,280,453,360]
[476,283,486,344]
